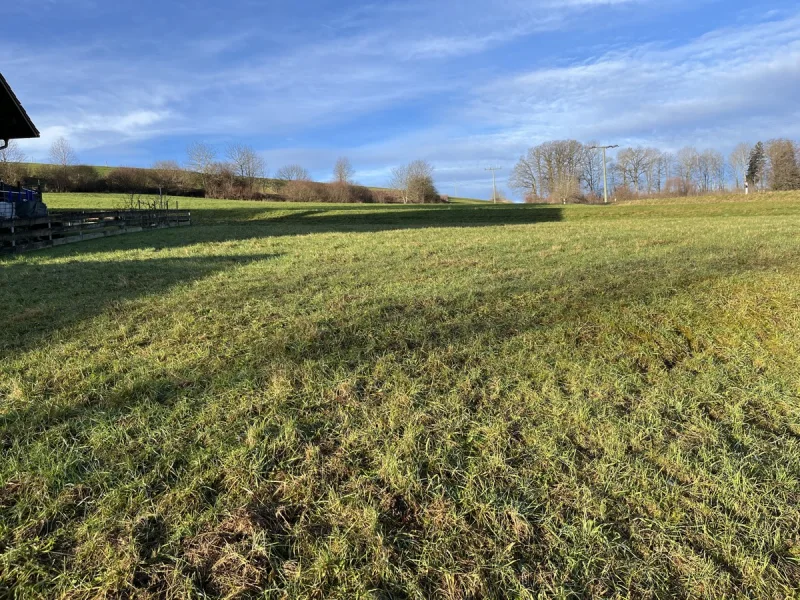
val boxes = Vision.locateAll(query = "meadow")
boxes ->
[1,192,800,598]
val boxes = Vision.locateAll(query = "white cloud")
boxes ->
[3,1,798,203]
[464,13,800,149]
[283,11,800,199]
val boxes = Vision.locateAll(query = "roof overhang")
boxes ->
[0,72,40,147]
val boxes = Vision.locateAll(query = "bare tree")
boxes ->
[151,160,185,194]
[389,160,437,204]
[48,137,78,192]
[552,171,582,203]
[49,136,77,168]
[765,139,800,191]
[276,164,310,181]
[657,152,673,193]
[697,149,724,193]
[512,140,584,202]
[407,160,437,203]
[709,150,727,191]
[675,147,700,195]
[187,142,218,189]
[581,142,603,197]
[227,143,266,185]
[729,143,752,191]
[333,157,355,185]
[642,148,663,194]
[0,140,27,184]
[389,165,410,204]
[509,152,538,199]
[615,146,654,194]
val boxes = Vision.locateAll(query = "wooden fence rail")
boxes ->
[0,209,191,255]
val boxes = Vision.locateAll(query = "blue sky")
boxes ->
[3,0,800,199]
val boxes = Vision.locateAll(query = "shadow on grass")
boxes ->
[1,239,799,597]
[3,240,795,438]
[0,252,284,358]
[40,204,565,255]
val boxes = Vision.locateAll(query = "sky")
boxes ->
[3,0,800,199]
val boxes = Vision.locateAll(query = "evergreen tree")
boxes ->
[746,142,766,189]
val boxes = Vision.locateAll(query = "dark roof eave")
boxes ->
[0,72,40,141]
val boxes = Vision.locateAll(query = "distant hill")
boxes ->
[20,162,490,203]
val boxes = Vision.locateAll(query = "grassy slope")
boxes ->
[24,163,117,178]
[22,164,489,203]
[2,192,800,598]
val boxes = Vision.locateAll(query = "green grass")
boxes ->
[2,192,800,598]
[23,163,117,178]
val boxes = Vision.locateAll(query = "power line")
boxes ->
[588,145,619,204]
[485,167,502,203]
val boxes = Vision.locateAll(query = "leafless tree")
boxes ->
[675,147,700,195]
[0,140,27,184]
[333,157,355,185]
[407,160,437,203]
[48,137,78,192]
[389,165,410,204]
[709,150,727,191]
[187,142,218,189]
[548,140,584,200]
[729,143,752,190]
[151,160,185,194]
[696,149,723,193]
[616,147,656,194]
[389,160,437,204]
[642,148,663,194]
[227,143,265,185]
[656,152,673,193]
[581,142,603,197]
[607,159,619,195]
[765,139,800,191]
[509,152,538,199]
[512,140,584,202]
[276,164,310,181]
[49,136,77,168]
[552,171,582,203]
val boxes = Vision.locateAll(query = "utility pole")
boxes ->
[485,167,502,203]
[588,145,618,204]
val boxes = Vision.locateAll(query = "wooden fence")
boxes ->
[0,210,191,255]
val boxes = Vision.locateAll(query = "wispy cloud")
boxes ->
[2,0,797,200]
[464,13,800,149]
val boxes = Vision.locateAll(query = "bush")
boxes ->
[283,182,386,204]
[71,165,104,192]
[107,167,149,193]
[328,182,367,203]
[283,180,331,202]
[372,190,403,204]
[342,184,376,204]
[0,162,29,187]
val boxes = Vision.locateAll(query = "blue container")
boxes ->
[0,201,14,220]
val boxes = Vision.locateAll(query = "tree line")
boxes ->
[0,137,443,204]
[510,139,800,203]
[7,134,797,205]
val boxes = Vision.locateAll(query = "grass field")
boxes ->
[2,192,800,598]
